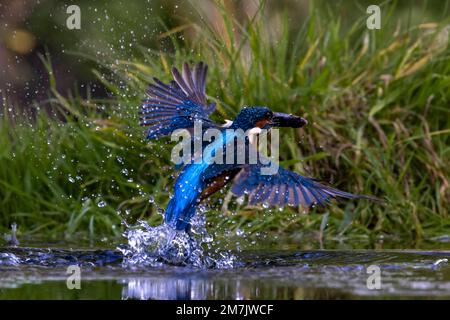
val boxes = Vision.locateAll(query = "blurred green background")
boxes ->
[1,0,448,106]
[0,0,449,249]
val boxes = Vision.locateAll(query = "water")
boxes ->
[118,217,236,269]
[1,244,450,299]
[1,214,450,299]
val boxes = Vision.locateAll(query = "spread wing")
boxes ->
[231,157,379,208]
[139,62,218,139]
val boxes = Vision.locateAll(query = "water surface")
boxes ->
[1,246,449,299]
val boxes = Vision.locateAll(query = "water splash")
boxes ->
[118,210,237,269]
[0,252,21,266]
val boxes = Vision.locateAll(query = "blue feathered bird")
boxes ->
[140,62,378,232]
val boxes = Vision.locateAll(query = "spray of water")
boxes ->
[118,207,237,269]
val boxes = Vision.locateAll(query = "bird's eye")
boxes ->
[265,111,273,118]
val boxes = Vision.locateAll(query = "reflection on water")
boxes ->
[122,278,223,300]
[1,247,450,299]
[120,275,354,300]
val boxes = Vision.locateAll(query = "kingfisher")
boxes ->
[140,62,378,232]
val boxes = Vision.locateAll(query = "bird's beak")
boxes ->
[270,112,308,128]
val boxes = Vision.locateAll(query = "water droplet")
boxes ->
[97,200,107,208]
[116,156,124,164]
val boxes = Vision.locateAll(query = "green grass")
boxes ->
[0,1,449,247]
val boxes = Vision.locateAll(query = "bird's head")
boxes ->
[232,106,307,131]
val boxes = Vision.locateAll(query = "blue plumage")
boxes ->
[139,62,217,139]
[140,62,379,231]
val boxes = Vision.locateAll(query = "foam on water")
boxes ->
[118,210,237,269]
